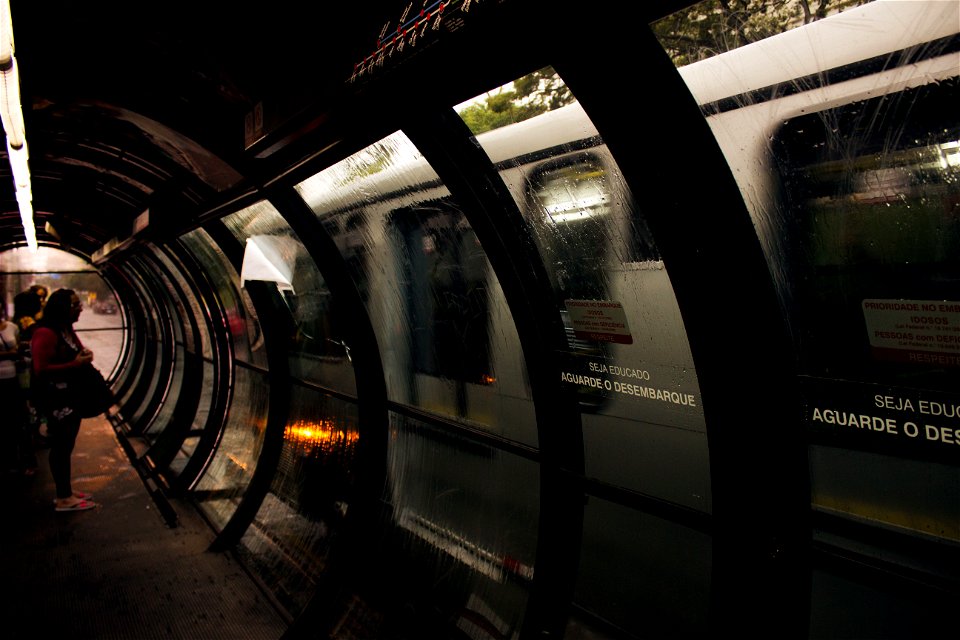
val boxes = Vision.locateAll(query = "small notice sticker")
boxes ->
[565,299,633,344]
[863,299,960,367]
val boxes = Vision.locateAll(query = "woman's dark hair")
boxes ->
[29,284,48,301]
[40,289,77,328]
[13,290,41,321]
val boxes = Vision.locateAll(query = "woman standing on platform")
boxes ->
[31,289,97,512]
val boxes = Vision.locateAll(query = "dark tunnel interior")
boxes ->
[1,1,957,638]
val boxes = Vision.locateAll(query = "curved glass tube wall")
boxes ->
[86,3,954,637]
[132,253,185,442]
[295,130,542,634]
[295,132,538,441]
[455,69,711,634]
[222,200,356,394]
[651,1,959,636]
[146,244,216,473]
[184,224,269,530]
[235,386,360,615]
[180,229,267,369]
[119,260,169,432]
[216,200,365,619]
[114,246,211,475]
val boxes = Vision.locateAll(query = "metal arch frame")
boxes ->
[101,264,150,404]
[119,254,178,436]
[201,219,295,552]
[109,259,164,428]
[131,245,206,476]
[399,112,586,638]
[52,1,807,635]
[548,12,811,636]
[265,190,389,503]
[221,4,727,633]
[253,100,585,637]
[143,244,204,356]
[160,237,237,494]
[235,11,591,630]
[264,188,391,637]
[264,0,806,633]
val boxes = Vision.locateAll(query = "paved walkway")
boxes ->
[2,414,290,640]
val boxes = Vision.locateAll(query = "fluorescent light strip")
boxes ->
[0,0,12,67]
[0,0,36,252]
[0,58,25,147]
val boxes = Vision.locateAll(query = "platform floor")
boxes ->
[2,414,290,640]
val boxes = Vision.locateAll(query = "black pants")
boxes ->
[46,408,82,499]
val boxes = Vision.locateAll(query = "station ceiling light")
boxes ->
[0,0,36,252]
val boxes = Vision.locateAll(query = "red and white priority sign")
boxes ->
[863,298,960,367]
[565,299,633,345]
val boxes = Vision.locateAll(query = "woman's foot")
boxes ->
[51,491,94,504]
[54,497,97,512]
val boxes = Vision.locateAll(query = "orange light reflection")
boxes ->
[284,419,359,455]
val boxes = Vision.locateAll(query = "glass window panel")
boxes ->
[456,69,709,509]
[295,133,537,444]
[653,0,960,540]
[573,498,711,637]
[129,341,163,426]
[194,366,270,530]
[170,358,220,476]
[383,411,539,636]
[124,261,165,429]
[221,201,357,395]
[147,246,202,354]
[651,0,870,66]
[127,258,183,439]
[193,360,215,430]
[161,245,215,360]
[236,387,360,616]
[113,266,156,409]
[168,438,197,475]
[141,346,185,440]
[164,359,213,475]
[454,65,575,137]
[180,228,268,368]
[809,446,958,543]
[809,563,950,638]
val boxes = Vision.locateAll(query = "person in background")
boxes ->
[13,291,45,448]
[31,289,97,511]
[28,284,48,310]
[28,285,48,322]
[13,291,41,329]
[1,302,35,477]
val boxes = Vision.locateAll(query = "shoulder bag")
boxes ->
[66,363,115,418]
[37,363,114,419]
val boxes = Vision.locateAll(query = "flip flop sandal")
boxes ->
[55,499,97,512]
[51,491,94,505]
